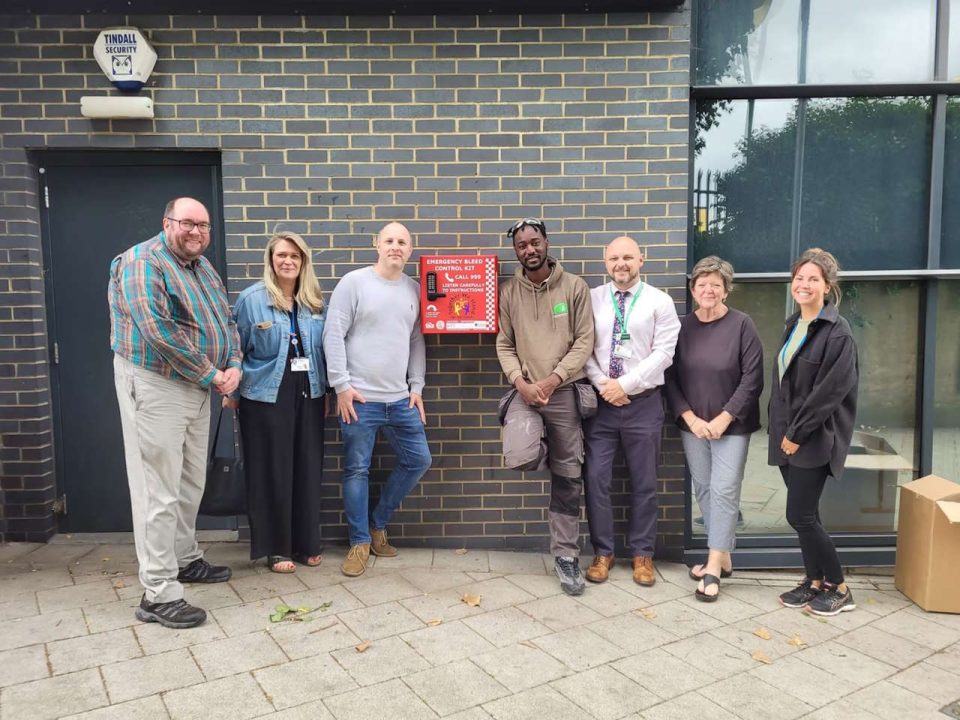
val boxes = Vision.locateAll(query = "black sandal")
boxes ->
[688,564,732,581]
[267,556,295,574]
[695,573,720,603]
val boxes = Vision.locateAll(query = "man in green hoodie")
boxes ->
[496,218,595,595]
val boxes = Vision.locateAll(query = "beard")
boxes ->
[521,253,546,271]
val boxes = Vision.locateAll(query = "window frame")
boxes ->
[684,0,958,566]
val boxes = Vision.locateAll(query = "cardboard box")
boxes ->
[895,475,960,614]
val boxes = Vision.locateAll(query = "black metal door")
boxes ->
[40,151,227,532]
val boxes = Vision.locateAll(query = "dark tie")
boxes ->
[609,290,628,379]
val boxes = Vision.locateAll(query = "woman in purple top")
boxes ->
[665,256,764,602]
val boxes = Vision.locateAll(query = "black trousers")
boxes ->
[780,464,844,585]
[239,360,324,561]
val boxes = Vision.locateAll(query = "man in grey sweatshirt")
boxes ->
[323,222,431,577]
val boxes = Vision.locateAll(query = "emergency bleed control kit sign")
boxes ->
[420,255,498,334]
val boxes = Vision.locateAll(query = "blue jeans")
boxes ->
[339,399,432,545]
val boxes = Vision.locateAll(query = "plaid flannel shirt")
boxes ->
[109,232,241,387]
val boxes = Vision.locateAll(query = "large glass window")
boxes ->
[721,282,791,535]
[805,1,935,84]
[693,99,796,272]
[799,97,932,271]
[951,0,960,81]
[933,281,960,480]
[693,281,921,537]
[943,97,960,268]
[695,0,936,87]
[691,1,956,555]
[834,281,920,532]
[695,0,799,86]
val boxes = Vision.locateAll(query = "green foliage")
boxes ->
[695,97,932,272]
[693,0,767,154]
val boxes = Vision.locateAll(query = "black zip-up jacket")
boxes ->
[767,301,859,479]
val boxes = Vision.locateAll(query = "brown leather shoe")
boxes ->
[341,543,370,577]
[370,527,398,557]
[632,556,656,586]
[585,555,615,583]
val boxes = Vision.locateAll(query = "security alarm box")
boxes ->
[419,255,498,334]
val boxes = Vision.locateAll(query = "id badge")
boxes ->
[613,344,633,360]
[290,357,310,372]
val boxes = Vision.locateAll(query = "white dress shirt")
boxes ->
[585,278,681,395]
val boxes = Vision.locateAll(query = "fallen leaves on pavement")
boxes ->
[787,634,808,648]
[637,607,657,620]
[269,601,332,623]
[454,548,469,556]
[752,627,772,640]
[751,650,773,664]
[462,593,482,607]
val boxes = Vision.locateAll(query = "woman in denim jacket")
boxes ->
[225,230,327,573]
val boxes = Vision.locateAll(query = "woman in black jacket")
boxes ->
[769,248,858,617]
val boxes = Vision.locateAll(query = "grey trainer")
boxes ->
[554,556,586,596]
[806,584,856,616]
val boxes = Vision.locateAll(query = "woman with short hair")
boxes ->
[665,255,763,602]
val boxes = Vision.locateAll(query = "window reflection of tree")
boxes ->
[693,0,766,153]
[696,98,931,272]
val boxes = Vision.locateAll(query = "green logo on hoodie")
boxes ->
[552,302,569,316]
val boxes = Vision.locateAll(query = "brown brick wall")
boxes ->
[0,8,691,555]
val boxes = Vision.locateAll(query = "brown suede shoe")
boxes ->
[585,555,615,583]
[632,556,656,586]
[370,527,398,557]
[341,543,370,577]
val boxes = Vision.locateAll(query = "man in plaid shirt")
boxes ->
[109,197,241,629]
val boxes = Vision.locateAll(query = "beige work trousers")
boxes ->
[114,354,210,603]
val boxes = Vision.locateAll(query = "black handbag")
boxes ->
[200,406,246,516]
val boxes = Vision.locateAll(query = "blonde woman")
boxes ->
[665,256,763,602]
[226,231,327,573]
[770,248,858,616]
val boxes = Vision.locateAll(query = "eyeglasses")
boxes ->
[166,217,212,234]
[506,217,546,239]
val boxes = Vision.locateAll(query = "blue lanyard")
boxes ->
[288,302,302,358]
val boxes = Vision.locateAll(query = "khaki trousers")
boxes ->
[114,355,209,603]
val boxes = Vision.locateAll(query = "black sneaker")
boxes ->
[806,584,856,617]
[779,578,821,608]
[177,558,231,584]
[554,556,586,596]
[135,595,207,629]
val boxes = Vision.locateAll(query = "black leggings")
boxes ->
[780,464,844,585]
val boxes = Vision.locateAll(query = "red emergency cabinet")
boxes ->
[419,255,498,334]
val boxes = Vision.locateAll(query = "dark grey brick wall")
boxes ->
[0,8,691,554]
[0,141,54,542]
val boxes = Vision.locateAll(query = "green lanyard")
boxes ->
[610,283,642,342]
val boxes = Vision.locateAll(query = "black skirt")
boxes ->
[238,348,324,560]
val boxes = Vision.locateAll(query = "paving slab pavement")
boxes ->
[0,540,958,719]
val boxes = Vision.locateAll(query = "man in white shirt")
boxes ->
[583,236,680,586]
